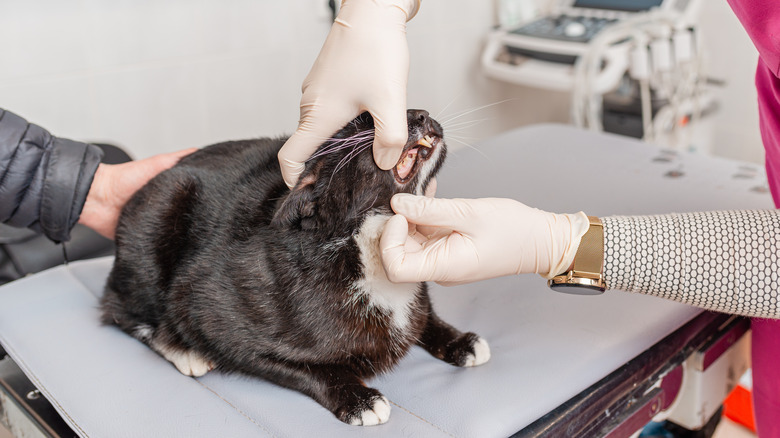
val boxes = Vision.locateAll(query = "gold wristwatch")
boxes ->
[548,216,606,295]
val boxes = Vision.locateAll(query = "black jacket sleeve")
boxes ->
[0,108,103,242]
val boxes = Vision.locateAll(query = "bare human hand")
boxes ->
[78,148,196,239]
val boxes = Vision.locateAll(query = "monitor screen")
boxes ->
[572,0,664,12]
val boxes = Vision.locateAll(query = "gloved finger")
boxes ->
[436,279,472,287]
[423,177,437,198]
[390,194,476,231]
[278,111,353,189]
[370,96,408,170]
[380,214,432,283]
[380,214,412,282]
[415,178,438,236]
[407,223,428,246]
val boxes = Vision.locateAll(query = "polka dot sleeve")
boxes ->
[602,210,780,318]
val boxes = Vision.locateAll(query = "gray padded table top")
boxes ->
[0,124,773,438]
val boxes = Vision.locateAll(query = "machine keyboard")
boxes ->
[510,15,618,43]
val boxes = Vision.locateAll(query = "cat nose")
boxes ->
[408,109,430,125]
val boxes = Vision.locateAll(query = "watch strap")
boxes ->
[548,216,606,294]
[572,216,603,275]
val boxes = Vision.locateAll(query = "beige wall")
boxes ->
[0,1,763,164]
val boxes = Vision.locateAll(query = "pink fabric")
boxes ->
[751,62,780,437]
[751,318,780,438]
[757,62,780,207]
[727,0,780,76]
[727,1,780,436]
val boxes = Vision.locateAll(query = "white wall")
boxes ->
[0,1,330,159]
[0,1,763,165]
[697,1,763,163]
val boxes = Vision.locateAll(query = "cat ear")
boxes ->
[271,169,319,229]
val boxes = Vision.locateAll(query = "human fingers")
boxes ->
[390,194,478,232]
[369,94,408,170]
[380,214,440,283]
[279,110,353,189]
[415,178,439,236]
[138,148,197,178]
[424,178,437,198]
[380,214,415,283]
[109,148,197,204]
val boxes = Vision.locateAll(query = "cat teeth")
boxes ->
[418,135,434,148]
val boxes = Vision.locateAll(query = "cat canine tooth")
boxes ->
[417,135,433,148]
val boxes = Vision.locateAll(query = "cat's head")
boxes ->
[273,109,446,233]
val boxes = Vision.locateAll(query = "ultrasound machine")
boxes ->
[483,0,712,149]
[483,0,700,92]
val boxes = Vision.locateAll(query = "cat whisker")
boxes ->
[446,136,491,161]
[354,194,380,219]
[445,134,480,144]
[433,91,466,120]
[443,127,485,136]
[442,118,489,130]
[438,99,518,125]
[312,131,374,145]
[307,130,375,143]
[444,129,482,137]
[309,132,375,160]
[334,141,372,173]
[309,131,375,155]
[327,141,373,191]
[310,142,364,160]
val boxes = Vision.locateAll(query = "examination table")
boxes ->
[0,124,772,438]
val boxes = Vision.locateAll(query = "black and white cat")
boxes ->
[101,109,490,426]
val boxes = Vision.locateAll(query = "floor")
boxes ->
[0,418,759,438]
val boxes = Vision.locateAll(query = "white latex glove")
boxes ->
[380,194,590,285]
[278,0,421,189]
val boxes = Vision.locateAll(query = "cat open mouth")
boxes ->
[393,133,440,183]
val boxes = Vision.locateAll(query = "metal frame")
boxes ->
[0,358,76,438]
[513,312,748,438]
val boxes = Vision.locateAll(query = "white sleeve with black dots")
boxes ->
[602,210,780,319]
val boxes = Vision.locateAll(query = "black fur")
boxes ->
[101,110,488,425]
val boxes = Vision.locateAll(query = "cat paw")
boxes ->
[446,332,491,367]
[338,389,391,426]
[349,395,391,426]
[160,347,215,377]
[462,336,491,367]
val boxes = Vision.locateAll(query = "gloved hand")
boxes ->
[78,148,196,239]
[278,0,421,188]
[380,194,590,285]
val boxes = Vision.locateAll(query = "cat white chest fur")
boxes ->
[352,214,419,330]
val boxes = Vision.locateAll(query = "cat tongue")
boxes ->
[396,148,418,179]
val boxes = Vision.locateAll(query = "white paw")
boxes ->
[179,351,215,377]
[463,337,491,367]
[349,396,391,426]
[162,348,214,377]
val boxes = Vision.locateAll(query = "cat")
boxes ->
[100,109,490,426]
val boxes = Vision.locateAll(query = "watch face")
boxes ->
[549,282,605,296]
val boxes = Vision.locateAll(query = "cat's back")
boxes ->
[118,137,287,237]
[172,137,286,193]
[107,138,288,308]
